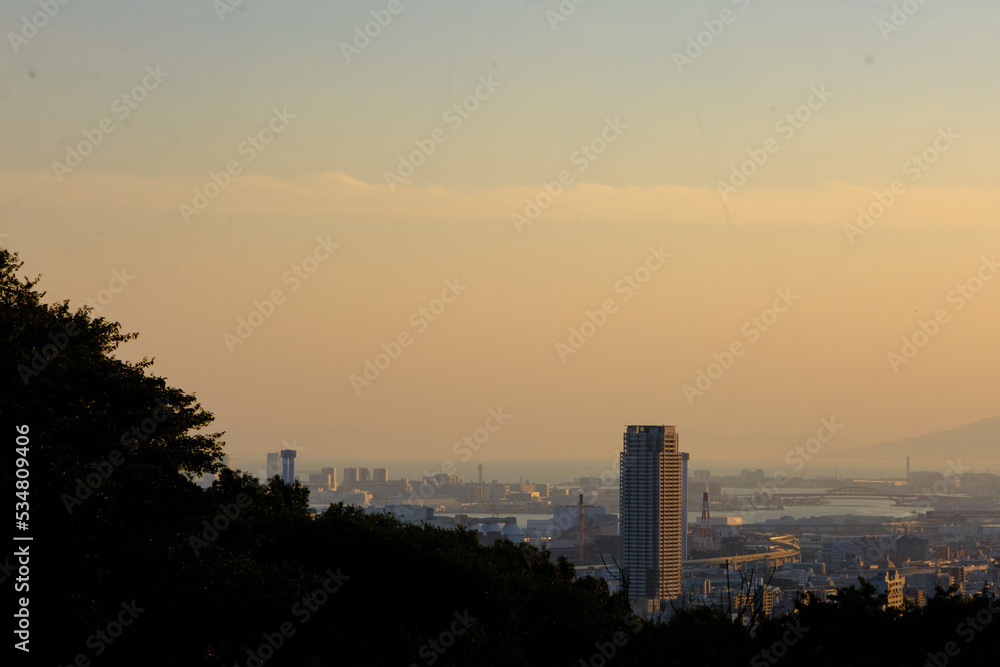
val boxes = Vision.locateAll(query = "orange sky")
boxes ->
[3,1,998,465]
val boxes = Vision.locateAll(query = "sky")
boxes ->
[2,0,999,469]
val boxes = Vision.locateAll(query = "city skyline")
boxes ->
[231,415,1000,481]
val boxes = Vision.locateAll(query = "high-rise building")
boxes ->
[320,466,337,491]
[358,467,371,483]
[343,467,360,487]
[373,467,388,483]
[681,452,690,560]
[266,452,279,479]
[619,425,683,612]
[280,449,296,485]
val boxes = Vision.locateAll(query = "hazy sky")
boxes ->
[3,1,999,466]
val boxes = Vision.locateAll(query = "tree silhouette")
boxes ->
[5,245,1000,666]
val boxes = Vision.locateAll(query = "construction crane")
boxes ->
[696,491,714,552]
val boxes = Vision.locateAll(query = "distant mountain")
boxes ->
[680,428,870,462]
[230,417,1000,471]
[828,416,1000,463]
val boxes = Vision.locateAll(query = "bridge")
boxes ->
[683,534,800,568]
[770,486,952,506]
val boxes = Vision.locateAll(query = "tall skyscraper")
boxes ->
[358,467,371,483]
[320,466,337,491]
[342,467,360,487]
[681,452,690,560]
[372,467,388,483]
[266,452,279,479]
[619,425,683,612]
[280,449,296,485]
